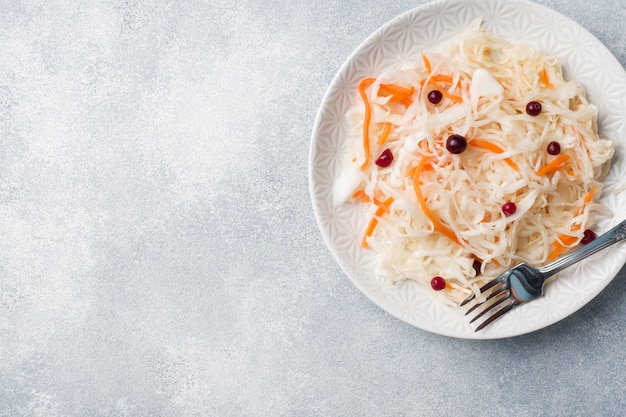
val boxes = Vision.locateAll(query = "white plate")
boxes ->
[309,0,626,339]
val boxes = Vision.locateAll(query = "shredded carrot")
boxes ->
[540,68,553,89]
[581,187,597,206]
[548,187,598,260]
[427,74,463,89]
[570,187,597,230]
[379,83,414,102]
[422,74,463,102]
[548,243,568,261]
[411,157,461,246]
[468,139,519,171]
[361,217,379,248]
[353,190,392,214]
[358,78,375,171]
[352,190,366,199]
[369,197,392,213]
[536,154,570,176]
[377,122,393,145]
[361,197,394,248]
[421,52,431,74]
[440,89,463,103]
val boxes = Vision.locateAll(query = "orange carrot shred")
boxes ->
[536,154,570,176]
[421,52,431,74]
[582,187,597,206]
[361,217,379,248]
[361,197,394,248]
[358,78,375,171]
[540,68,553,88]
[377,122,393,145]
[412,157,461,246]
[378,83,414,106]
[353,190,393,214]
[440,89,463,103]
[425,74,463,102]
[548,244,567,261]
[428,74,463,89]
[352,190,366,199]
[548,187,598,260]
[468,139,519,171]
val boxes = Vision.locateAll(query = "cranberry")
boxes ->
[375,148,394,167]
[526,101,542,116]
[502,201,517,216]
[581,229,596,244]
[547,141,561,155]
[472,259,482,276]
[430,276,446,291]
[446,134,467,154]
[428,90,443,104]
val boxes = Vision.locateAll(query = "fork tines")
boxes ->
[461,278,516,332]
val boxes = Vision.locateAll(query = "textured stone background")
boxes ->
[1,0,626,416]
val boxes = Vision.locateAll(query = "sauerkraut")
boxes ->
[334,27,614,305]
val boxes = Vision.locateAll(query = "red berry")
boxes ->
[446,134,467,154]
[526,101,542,116]
[502,201,517,216]
[428,90,443,104]
[547,141,561,155]
[430,276,446,291]
[581,229,596,244]
[375,148,394,167]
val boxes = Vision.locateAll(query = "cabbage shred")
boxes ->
[334,28,614,305]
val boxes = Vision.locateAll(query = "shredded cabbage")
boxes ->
[334,27,614,305]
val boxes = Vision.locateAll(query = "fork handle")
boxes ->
[538,219,626,278]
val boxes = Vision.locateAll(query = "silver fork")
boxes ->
[462,218,626,332]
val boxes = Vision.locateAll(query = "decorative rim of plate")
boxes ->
[309,0,626,339]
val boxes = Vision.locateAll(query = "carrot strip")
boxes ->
[423,74,463,102]
[378,83,414,106]
[352,190,366,199]
[361,217,379,248]
[548,187,598,260]
[468,139,519,171]
[421,52,431,74]
[411,157,461,246]
[428,74,463,89]
[361,197,394,248]
[352,190,392,214]
[358,78,375,171]
[548,244,567,261]
[379,83,414,99]
[377,122,393,145]
[557,235,579,246]
[440,89,463,103]
[540,68,553,89]
[536,154,570,176]
[570,187,598,230]
[549,234,577,260]
[581,187,597,206]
